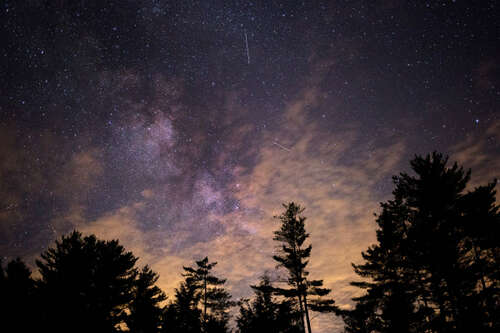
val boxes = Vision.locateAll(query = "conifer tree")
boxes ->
[162,278,202,333]
[181,257,233,333]
[36,231,138,332]
[272,203,338,333]
[127,265,166,333]
[0,258,37,332]
[344,152,500,332]
[236,275,302,333]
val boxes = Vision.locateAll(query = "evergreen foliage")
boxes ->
[127,265,167,333]
[272,202,338,333]
[163,257,233,333]
[342,152,500,332]
[236,275,303,333]
[36,231,139,332]
[182,257,233,332]
[162,278,202,333]
[0,258,37,332]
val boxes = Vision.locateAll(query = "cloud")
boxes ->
[26,105,497,333]
[451,120,500,189]
[4,57,498,333]
[55,149,103,200]
[0,126,105,257]
[79,203,152,260]
[158,86,410,331]
[473,60,499,93]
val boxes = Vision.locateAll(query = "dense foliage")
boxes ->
[342,153,500,332]
[164,257,233,333]
[36,231,138,332]
[236,275,303,333]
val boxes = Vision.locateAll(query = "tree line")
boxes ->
[340,153,499,332]
[1,152,499,332]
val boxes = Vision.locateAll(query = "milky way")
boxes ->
[1,2,499,331]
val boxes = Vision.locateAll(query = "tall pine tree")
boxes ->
[272,203,338,333]
[181,257,233,333]
[343,152,500,332]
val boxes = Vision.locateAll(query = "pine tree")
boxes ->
[272,203,338,333]
[343,197,428,333]
[0,258,37,332]
[162,279,202,333]
[236,275,302,333]
[127,265,166,333]
[344,152,500,332]
[182,257,233,333]
[36,231,138,333]
[460,180,500,329]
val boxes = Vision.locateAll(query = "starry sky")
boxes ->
[1,1,499,331]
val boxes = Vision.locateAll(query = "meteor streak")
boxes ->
[273,141,291,152]
[244,29,250,64]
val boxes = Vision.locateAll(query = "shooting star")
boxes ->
[273,141,291,152]
[244,29,250,64]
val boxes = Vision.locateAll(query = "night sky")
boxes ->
[1,1,499,331]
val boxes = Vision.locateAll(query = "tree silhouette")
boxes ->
[460,180,500,329]
[36,230,138,333]
[343,152,500,332]
[0,258,37,332]
[272,202,338,333]
[162,257,232,333]
[127,265,167,333]
[236,275,302,333]
[162,278,202,333]
[182,257,233,333]
[342,196,428,333]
